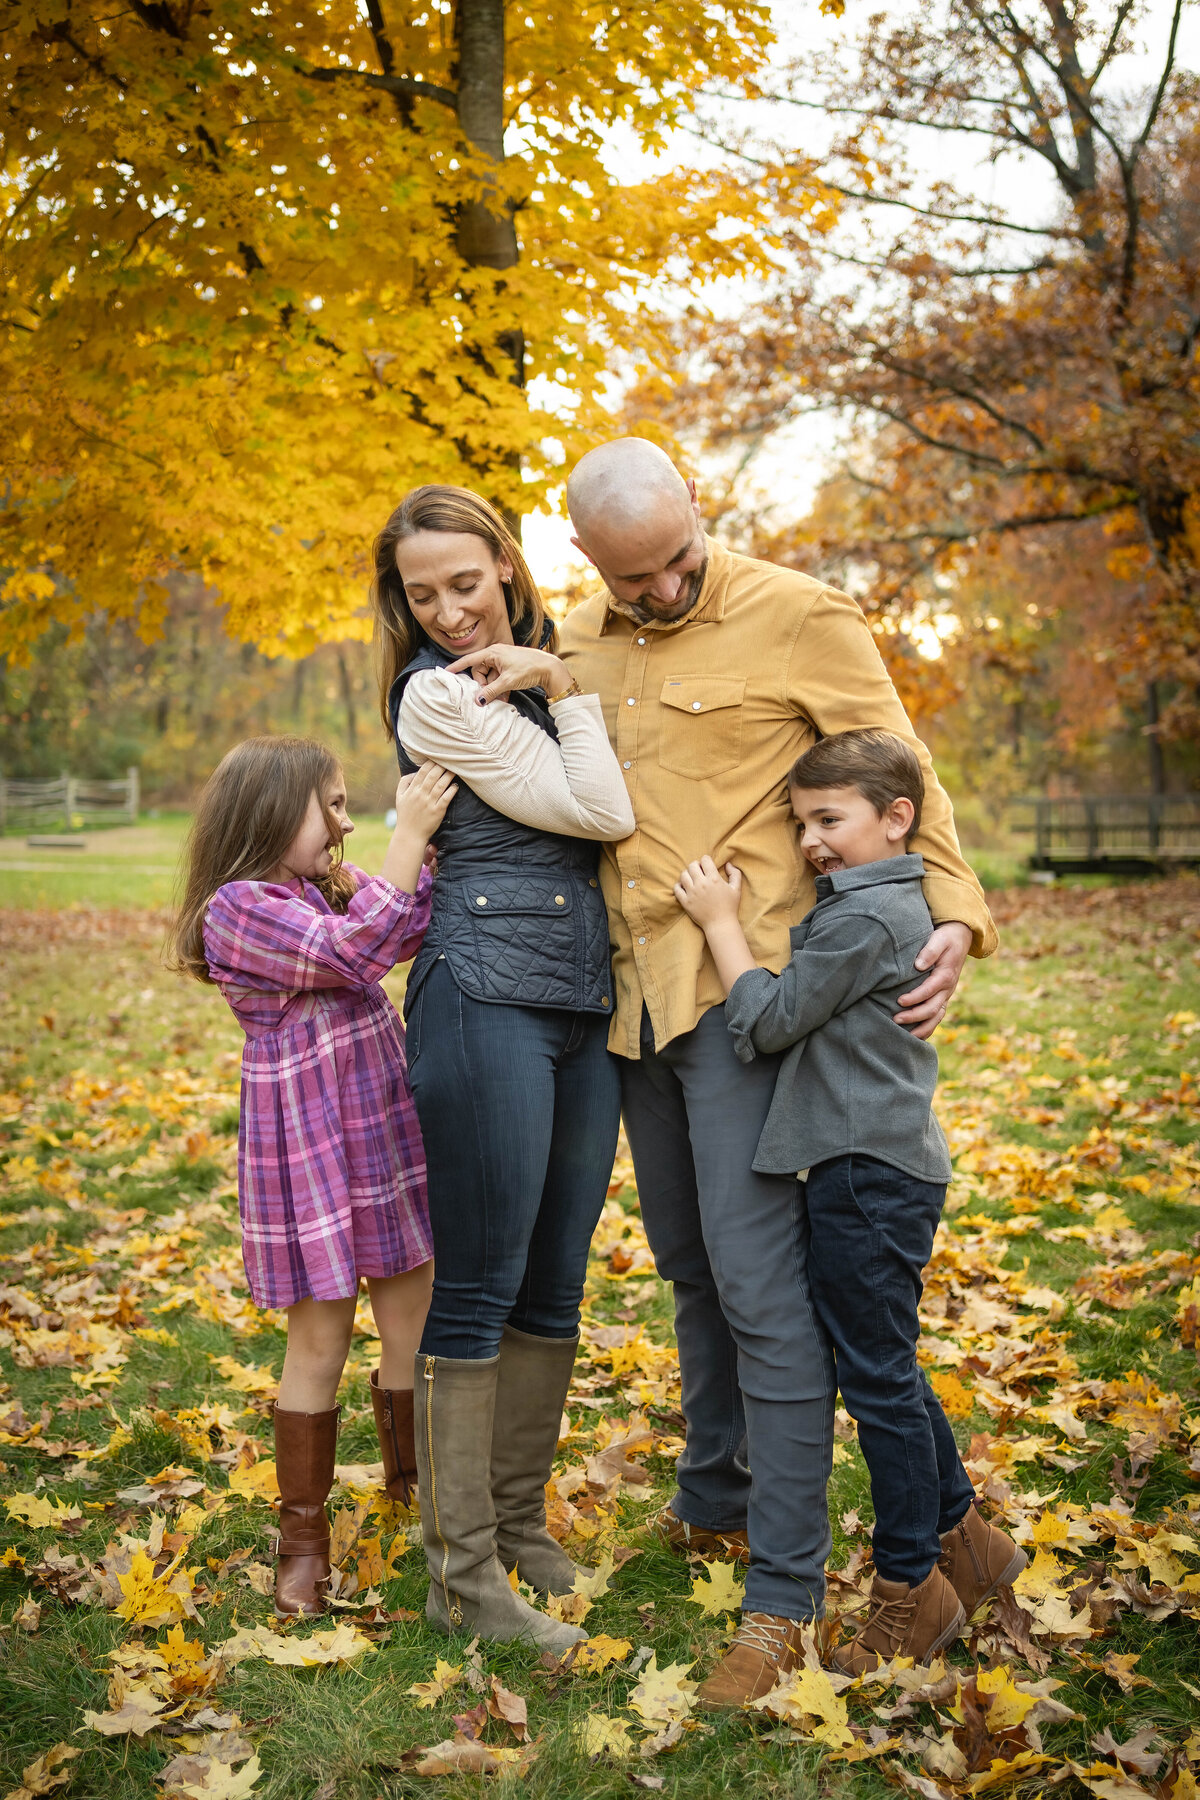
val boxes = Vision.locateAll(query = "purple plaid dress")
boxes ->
[203,865,434,1309]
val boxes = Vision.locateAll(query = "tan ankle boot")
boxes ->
[696,1612,827,1709]
[491,1325,579,1596]
[938,1501,1028,1615]
[414,1351,587,1654]
[272,1403,339,1617]
[832,1567,965,1674]
[370,1370,417,1506]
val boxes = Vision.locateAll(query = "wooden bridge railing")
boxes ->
[1010,795,1200,871]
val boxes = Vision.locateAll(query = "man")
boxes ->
[557,438,996,1707]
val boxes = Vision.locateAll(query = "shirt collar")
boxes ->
[598,535,731,635]
[814,853,927,900]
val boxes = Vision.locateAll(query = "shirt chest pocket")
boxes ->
[658,677,746,779]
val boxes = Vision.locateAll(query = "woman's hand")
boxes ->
[394,763,458,839]
[446,643,574,706]
[674,856,744,928]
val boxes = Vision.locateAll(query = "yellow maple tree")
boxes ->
[1,1,779,659]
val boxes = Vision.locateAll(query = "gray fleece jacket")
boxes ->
[724,853,952,1183]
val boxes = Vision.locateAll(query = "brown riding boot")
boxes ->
[696,1611,827,1709]
[831,1567,965,1675]
[938,1501,1028,1616]
[370,1370,417,1507]
[272,1403,339,1617]
[652,1504,750,1566]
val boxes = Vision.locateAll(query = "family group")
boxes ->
[168,437,1026,1708]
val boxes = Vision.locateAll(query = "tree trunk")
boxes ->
[455,0,517,272]
[1145,681,1166,795]
[336,648,359,751]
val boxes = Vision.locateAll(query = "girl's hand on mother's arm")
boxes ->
[447,643,575,706]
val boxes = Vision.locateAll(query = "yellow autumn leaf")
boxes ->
[628,1654,697,1727]
[753,1665,854,1747]
[972,1665,1039,1731]
[214,1621,375,1668]
[227,1461,280,1502]
[577,1713,635,1760]
[5,1493,82,1528]
[407,1657,465,1707]
[688,1557,746,1617]
[208,1354,279,1396]
[571,1634,633,1674]
[114,1547,197,1628]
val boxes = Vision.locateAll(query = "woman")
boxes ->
[371,485,634,1653]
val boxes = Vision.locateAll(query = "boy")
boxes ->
[674,727,1025,1672]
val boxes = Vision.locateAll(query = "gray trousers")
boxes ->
[619,1004,835,1619]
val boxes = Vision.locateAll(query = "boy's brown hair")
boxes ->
[788,728,925,839]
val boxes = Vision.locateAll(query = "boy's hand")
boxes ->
[394,763,458,838]
[674,856,744,927]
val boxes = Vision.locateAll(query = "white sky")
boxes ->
[521,0,1197,590]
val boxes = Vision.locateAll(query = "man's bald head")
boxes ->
[567,438,707,622]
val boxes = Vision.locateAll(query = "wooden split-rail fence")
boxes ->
[0,768,140,833]
[1011,794,1200,873]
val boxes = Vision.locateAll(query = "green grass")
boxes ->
[1,878,1199,1797]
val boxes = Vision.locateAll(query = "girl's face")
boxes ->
[393,530,516,659]
[275,777,353,883]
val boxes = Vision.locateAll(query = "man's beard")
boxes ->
[628,553,709,623]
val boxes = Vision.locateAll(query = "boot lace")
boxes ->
[862,1591,917,1653]
[731,1612,793,1661]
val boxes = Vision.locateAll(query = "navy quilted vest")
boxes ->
[389,641,614,1017]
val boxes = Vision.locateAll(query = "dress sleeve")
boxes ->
[204,868,432,992]
[724,910,897,1061]
[398,668,635,841]
[786,586,998,958]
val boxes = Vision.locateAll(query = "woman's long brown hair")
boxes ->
[166,736,357,984]
[371,485,556,731]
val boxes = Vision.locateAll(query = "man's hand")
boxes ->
[895,920,973,1039]
[674,856,743,928]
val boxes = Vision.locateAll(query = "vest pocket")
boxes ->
[658,676,746,778]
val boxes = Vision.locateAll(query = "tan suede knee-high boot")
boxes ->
[272,1403,339,1617]
[414,1352,586,1654]
[491,1325,579,1595]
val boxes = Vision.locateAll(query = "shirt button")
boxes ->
[638,936,646,946]
[627,880,636,889]
[622,760,632,770]
[637,636,646,645]
[691,701,702,711]
[626,697,636,706]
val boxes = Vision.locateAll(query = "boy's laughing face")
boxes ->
[789,783,913,876]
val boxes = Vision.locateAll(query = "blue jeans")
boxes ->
[805,1153,976,1585]
[406,960,621,1359]
[619,1005,836,1621]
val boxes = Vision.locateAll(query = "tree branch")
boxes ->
[299,64,456,109]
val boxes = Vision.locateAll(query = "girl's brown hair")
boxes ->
[166,736,357,984]
[371,484,555,731]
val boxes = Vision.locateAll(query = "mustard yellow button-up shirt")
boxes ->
[558,537,997,1059]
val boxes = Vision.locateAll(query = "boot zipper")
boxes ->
[423,1355,462,1627]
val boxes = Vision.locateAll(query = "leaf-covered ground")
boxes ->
[0,879,1198,1800]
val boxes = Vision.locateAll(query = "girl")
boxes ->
[168,736,455,1617]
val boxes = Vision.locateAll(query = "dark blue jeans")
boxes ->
[406,959,621,1360]
[805,1153,975,1586]
[620,1005,835,1621]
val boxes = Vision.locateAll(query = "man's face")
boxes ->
[572,486,707,621]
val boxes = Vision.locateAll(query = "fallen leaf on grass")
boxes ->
[5,1493,81,1527]
[14,1598,41,1632]
[568,1634,633,1674]
[485,1676,529,1741]
[159,1749,263,1798]
[407,1657,463,1706]
[214,1621,375,1668]
[82,1684,168,1737]
[226,1462,279,1502]
[628,1655,696,1727]
[406,1734,530,1776]
[687,1557,745,1617]
[578,1714,635,1761]
[1,1742,80,1799]
[753,1665,854,1748]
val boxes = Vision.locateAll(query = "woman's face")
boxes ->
[394,530,516,659]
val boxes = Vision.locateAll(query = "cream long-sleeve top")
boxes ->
[397,668,636,841]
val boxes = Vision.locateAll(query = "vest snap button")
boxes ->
[476,896,488,906]
[554,895,565,905]
[601,996,610,1007]
[589,878,598,888]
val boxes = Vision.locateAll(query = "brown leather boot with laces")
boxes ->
[696,1611,826,1709]
[831,1567,965,1675]
[652,1505,750,1565]
[938,1501,1027,1616]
